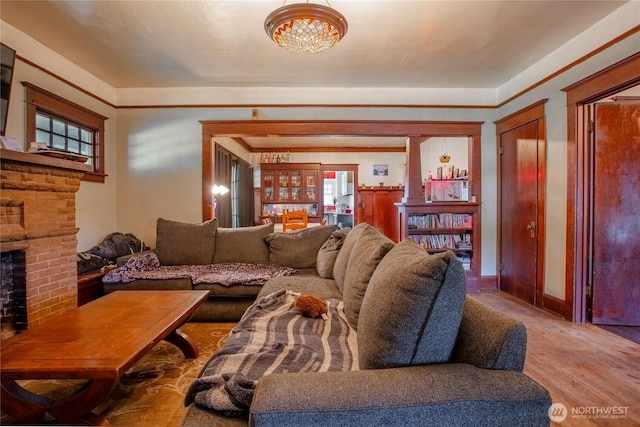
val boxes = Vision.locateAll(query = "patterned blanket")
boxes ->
[185,289,358,415]
[102,252,297,286]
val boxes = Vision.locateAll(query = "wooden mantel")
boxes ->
[0,149,93,174]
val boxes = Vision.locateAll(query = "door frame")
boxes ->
[320,163,359,224]
[495,100,547,308]
[563,52,640,322]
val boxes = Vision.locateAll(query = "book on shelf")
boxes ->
[408,213,473,229]
[409,234,472,251]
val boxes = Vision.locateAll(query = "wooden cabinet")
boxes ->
[397,202,481,287]
[77,267,115,306]
[261,163,321,221]
[356,187,404,242]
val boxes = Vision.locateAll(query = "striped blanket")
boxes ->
[185,289,358,415]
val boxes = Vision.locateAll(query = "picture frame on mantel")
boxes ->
[0,136,24,152]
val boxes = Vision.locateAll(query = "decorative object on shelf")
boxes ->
[264,1,348,55]
[0,136,23,152]
[28,143,89,163]
[439,138,451,163]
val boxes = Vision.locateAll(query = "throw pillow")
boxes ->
[342,226,394,329]
[264,225,338,269]
[315,230,348,279]
[213,223,274,264]
[357,240,467,369]
[332,222,369,293]
[155,218,217,266]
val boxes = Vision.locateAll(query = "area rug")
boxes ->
[0,322,235,426]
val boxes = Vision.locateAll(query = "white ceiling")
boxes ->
[1,0,627,90]
[0,1,628,150]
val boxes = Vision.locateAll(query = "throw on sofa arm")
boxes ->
[250,364,551,427]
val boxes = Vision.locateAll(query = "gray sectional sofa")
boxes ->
[103,219,338,321]
[176,222,552,426]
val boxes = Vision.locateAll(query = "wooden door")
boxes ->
[592,99,640,326]
[374,189,403,242]
[499,121,541,305]
[357,190,374,225]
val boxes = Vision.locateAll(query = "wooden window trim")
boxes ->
[23,82,108,183]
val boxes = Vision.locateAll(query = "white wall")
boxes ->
[1,23,117,252]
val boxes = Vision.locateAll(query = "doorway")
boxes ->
[563,52,640,323]
[496,101,546,307]
[590,97,640,330]
[321,164,358,229]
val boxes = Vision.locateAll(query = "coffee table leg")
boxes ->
[165,327,199,359]
[1,378,115,426]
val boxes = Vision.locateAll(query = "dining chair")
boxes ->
[282,209,308,231]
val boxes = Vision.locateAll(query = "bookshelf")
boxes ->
[397,202,481,286]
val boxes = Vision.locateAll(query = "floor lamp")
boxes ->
[212,184,229,217]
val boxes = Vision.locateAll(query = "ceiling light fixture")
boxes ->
[264,1,348,55]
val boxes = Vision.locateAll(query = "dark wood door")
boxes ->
[372,189,403,242]
[592,99,640,326]
[499,121,540,305]
[357,190,374,225]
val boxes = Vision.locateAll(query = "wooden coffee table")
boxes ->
[1,290,209,425]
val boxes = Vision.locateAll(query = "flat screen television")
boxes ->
[1,43,17,137]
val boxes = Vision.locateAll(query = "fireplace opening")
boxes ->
[1,249,28,338]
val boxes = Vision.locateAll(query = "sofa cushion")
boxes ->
[316,230,348,279]
[357,240,467,369]
[342,226,394,329]
[265,225,338,269]
[155,218,217,265]
[332,222,369,293]
[259,275,343,300]
[213,223,273,264]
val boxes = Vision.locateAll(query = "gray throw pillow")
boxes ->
[357,240,467,369]
[155,218,217,266]
[265,225,338,269]
[316,230,347,279]
[213,223,274,264]
[342,226,394,329]
[332,222,369,293]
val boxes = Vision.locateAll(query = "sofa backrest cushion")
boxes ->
[155,218,217,265]
[265,225,338,269]
[342,226,394,329]
[316,230,348,279]
[357,240,467,369]
[213,223,274,264]
[332,222,368,293]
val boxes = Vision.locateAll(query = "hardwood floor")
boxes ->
[471,291,640,427]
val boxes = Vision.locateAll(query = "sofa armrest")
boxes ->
[115,249,155,267]
[452,296,527,371]
[249,364,550,427]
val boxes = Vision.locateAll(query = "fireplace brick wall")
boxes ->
[1,151,88,327]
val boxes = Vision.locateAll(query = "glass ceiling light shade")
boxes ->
[264,2,348,55]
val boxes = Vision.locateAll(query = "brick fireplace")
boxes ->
[0,149,90,333]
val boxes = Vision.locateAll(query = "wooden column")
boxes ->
[403,135,424,204]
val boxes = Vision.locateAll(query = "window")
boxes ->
[23,83,107,182]
[323,182,335,206]
[231,161,240,228]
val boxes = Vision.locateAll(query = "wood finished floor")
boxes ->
[471,291,640,427]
